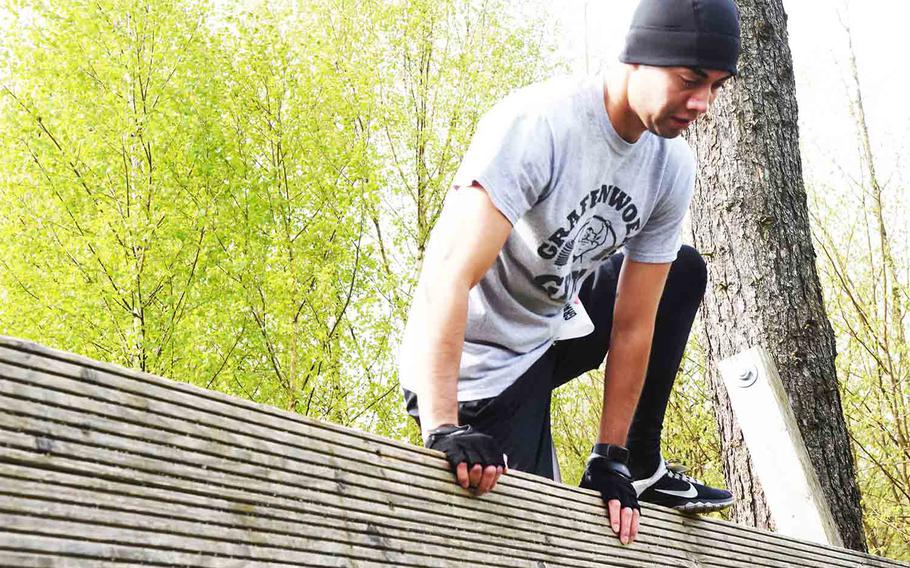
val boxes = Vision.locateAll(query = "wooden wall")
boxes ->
[0,336,904,567]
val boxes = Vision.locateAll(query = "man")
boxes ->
[398,0,741,546]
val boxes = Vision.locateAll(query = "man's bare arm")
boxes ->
[598,257,671,445]
[597,256,671,544]
[399,184,512,492]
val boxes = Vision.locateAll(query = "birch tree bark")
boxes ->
[686,0,867,551]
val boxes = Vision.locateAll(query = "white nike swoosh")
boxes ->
[655,483,698,498]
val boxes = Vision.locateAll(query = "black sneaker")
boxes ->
[633,458,734,513]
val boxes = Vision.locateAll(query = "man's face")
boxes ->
[627,65,733,138]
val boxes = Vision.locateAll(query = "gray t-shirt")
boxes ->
[430,74,695,401]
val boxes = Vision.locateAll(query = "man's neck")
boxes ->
[603,66,647,144]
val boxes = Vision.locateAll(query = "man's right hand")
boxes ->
[425,424,508,495]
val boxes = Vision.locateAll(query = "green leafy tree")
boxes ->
[0,0,558,443]
[809,21,909,559]
[0,0,384,420]
[1,0,222,374]
[354,0,559,440]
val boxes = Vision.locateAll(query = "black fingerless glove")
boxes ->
[425,424,506,471]
[579,446,640,512]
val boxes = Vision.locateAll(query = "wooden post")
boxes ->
[718,345,844,547]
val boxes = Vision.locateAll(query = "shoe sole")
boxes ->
[672,498,735,514]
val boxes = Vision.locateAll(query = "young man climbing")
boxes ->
[398,0,741,546]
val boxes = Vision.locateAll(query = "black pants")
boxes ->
[405,245,707,480]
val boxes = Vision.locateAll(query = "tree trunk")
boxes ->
[686,0,867,551]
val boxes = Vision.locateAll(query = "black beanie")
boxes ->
[619,0,741,75]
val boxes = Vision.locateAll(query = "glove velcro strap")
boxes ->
[424,424,469,446]
[586,455,632,480]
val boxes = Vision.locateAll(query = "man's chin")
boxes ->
[649,125,684,139]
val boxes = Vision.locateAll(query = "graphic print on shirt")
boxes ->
[553,216,616,266]
[533,183,642,304]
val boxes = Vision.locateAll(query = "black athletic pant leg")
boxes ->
[404,245,706,481]
[551,245,707,478]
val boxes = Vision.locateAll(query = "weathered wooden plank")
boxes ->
[1,470,875,568]
[0,404,872,568]
[0,482,602,568]
[0,368,756,564]
[0,336,905,568]
[0,532,386,568]
[0,503,569,568]
[719,346,843,546]
[0,446,672,567]
[0,364,892,565]
[0,343,869,567]
[0,402,884,564]
[0,348,449,479]
[0,461,588,565]
[0,406,611,543]
[0,337,421,456]
[0,354,882,568]
[0,466,570,561]
[0,550,183,568]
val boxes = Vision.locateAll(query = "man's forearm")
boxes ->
[400,277,471,438]
[398,185,512,441]
[598,325,655,446]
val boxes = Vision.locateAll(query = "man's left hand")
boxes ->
[580,455,641,545]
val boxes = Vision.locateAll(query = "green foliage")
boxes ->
[811,181,910,560]
[803,38,909,557]
[657,337,726,491]
[551,371,602,485]
[0,0,556,446]
[1,0,221,371]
